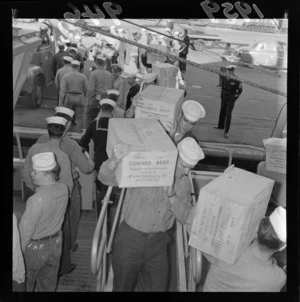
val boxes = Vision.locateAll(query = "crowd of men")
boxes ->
[13,24,286,292]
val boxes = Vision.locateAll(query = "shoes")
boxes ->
[214,126,224,129]
[58,263,76,277]
[224,132,229,138]
[70,243,78,253]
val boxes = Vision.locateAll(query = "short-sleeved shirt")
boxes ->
[88,68,114,100]
[203,246,286,292]
[22,142,73,194]
[36,134,94,179]
[19,183,68,251]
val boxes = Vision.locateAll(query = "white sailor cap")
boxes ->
[46,116,68,126]
[142,73,157,83]
[110,25,116,29]
[123,71,137,78]
[32,152,57,171]
[269,206,286,243]
[63,56,73,62]
[177,137,205,166]
[65,39,71,44]
[95,53,106,60]
[55,107,75,120]
[99,99,117,108]
[174,31,179,36]
[182,100,206,122]
[225,65,237,70]
[71,60,81,66]
[107,89,120,96]
[57,41,64,46]
[159,35,165,39]
[165,28,171,32]
[141,28,146,32]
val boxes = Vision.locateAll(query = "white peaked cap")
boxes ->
[46,116,68,126]
[63,56,73,62]
[71,60,80,66]
[57,41,64,46]
[107,89,120,96]
[178,137,205,166]
[174,31,179,35]
[226,65,237,69]
[142,73,157,83]
[269,206,286,243]
[99,99,117,108]
[182,100,206,122]
[32,152,56,171]
[55,107,75,119]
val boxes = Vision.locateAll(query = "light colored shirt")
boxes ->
[36,134,94,179]
[22,142,73,194]
[203,246,286,292]
[55,65,72,91]
[19,183,68,251]
[13,214,25,284]
[98,160,192,233]
[59,70,89,104]
[88,68,114,101]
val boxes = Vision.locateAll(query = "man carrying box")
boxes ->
[98,137,205,291]
[196,206,286,292]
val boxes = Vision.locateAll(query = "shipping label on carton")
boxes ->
[188,167,274,264]
[263,138,286,174]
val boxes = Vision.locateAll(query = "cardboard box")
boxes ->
[106,118,178,188]
[263,138,286,174]
[135,85,184,127]
[152,63,179,88]
[189,166,274,264]
[147,44,167,64]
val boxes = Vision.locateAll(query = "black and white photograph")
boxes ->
[9,0,299,298]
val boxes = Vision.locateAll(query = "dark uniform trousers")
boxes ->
[217,96,238,133]
[112,221,170,292]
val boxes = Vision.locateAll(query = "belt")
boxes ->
[31,231,61,242]
[123,221,166,240]
[66,92,83,95]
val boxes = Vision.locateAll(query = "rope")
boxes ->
[62,19,287,98]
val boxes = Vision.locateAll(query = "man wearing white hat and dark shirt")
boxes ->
[86,55,114,128]
[19,152,69,291]
[124,71,140,111]
[186,206,286,292]
[98,137,205,291]
[166,100,206,145]
[59,60,89,132]
[214,64,243,138]
[52,41,68,77]
[36,107,95,272]
[55,56,73,105]
[105,89,126,118]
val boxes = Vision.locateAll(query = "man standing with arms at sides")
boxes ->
[98,137,205,291]
[36,107,95,265]
[19,152,69,292]
[178,29,190,73]
[52,41,68,77]
[55,56,73,106]
[85,55,114,128]
[214,65,243,138]
[59,60,89,133]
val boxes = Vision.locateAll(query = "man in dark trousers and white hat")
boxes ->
[59,60,89,132]
[36,107,95,273]
[98,137,205,291]
[214,65,243,138]
[19,152,69,292]
[124,71,140,112]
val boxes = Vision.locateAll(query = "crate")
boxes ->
[263,138,286,174]
[152,63,179,88]
[189,166,274,264]
[106,118,178,188]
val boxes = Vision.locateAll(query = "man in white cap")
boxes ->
[166,100,206,144]
[139,72,157,92]
[55,56,73,105]
[193,206,286,292]
[86,55,114,128]
[106,89,125,118]
[214,65,243,138]
[98,137,205,291]
[52,41,68,77]
[111,64,125,108]
[124,71,140,111]
[36,108,95,274]
[19,152,69,291]
[59,60,89,132]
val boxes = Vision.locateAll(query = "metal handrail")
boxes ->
[200,144,233,167]
[91,186,113,275]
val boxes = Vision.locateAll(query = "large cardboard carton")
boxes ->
[263,138,286,174]
[147,44,167,64]
[106,118,178,188]
[152,63,179,88]
[135,85,184,127]
[189,166,275,264]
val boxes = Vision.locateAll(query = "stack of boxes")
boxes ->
[152,63,179,88]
